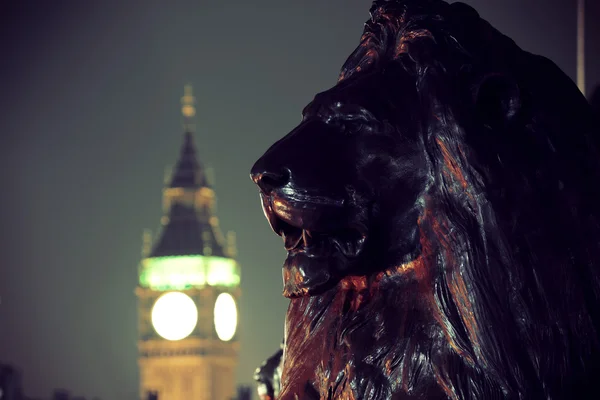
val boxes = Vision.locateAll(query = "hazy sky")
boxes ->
[1,0,598,399]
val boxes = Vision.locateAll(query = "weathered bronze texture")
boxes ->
[251,0,600,398]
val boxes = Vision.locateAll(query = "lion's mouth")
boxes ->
[260,192,368,297]
[280,220,367,259]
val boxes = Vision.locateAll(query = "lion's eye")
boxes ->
[343,120,367,135]
[322,114,373,136]
[322,115,358,134]
[320,103,378,136]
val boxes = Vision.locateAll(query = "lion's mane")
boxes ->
[278,1,600,399]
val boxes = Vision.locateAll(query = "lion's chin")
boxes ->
[282,253,339,298]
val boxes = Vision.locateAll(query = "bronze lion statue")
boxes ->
[250,0,600,398]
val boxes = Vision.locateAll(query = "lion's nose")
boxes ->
[250,168,291,194]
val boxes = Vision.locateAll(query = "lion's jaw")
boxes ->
[258,185,370,298]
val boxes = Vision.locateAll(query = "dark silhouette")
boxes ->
[251,0,600,398]
[0,364,23,400]
[233,386,253,400]
[590,84,600,120]
[253,343,283,400]
[50,390,69,400]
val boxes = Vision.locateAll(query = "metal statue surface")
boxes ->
[251,1,600,398]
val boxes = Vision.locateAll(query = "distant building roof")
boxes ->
[168,132,210,189]
[147,85,231,261]
[149,129,227,258]
[149,203,225,258]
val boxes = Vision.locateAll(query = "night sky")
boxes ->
[1,0,599,399]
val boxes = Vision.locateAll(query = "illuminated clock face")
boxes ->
[214,293,238,341]
[151,292,198,341]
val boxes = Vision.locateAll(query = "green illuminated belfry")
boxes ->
[139,85,239,291]
[136,85,240,400]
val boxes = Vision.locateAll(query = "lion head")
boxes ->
[251,1,600,399]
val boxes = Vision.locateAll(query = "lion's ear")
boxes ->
[474,73,522,130]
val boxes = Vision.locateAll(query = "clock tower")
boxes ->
[137,85,240,400]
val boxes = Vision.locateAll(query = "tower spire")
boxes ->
[181,84,196,133]
[166,84,210,190]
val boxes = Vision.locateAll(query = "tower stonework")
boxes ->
[137,85,240,400]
